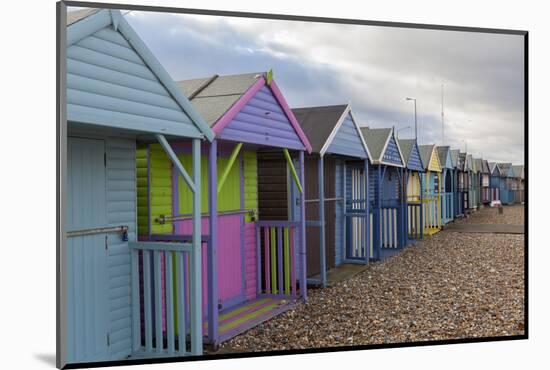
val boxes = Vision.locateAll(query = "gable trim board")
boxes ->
[319,105,371,159]
[212,76,312,153]
[67,9,214,141]
[379,129,405,167]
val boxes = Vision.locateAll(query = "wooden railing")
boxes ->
[129,241,201,357]
[256,221,299,297]
[442,192,453,223]
[407,201,422,240]
[345,198,369,261]
[379,200,401,248]
[422,193,441,233]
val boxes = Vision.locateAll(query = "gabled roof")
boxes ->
[418,144,442,172]
[489,162,501,176]
[458,152,466,171]
[473,158,483,173]
[466,154,474,171]
[360,127,405,167]
[177,72,312,152]
[450,149,460,169]
[481,160,491,174]
[512,165,524,179]
[436,146,452,169]
[291,104,370,158]
[66,8,214,141]
[498,163,512,177]
[398,139,424,171]
[178,73,261,127]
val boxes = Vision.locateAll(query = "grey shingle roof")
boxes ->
[291,105,348,153]
[450,149,460,168]
[498,162,512,177]
[418,145,435,170]
[398,139,415,164]
[67,8,100,26]
[177,72,263,127]
[482,160,490,174]
[437,146,450,168]
[360,127,391,161]
[511,165,524,179]
[473,158,483,173]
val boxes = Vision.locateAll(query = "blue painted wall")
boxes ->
[67,25,199,135]
[220,85,305,150]
[105,138,135,359]
[382,135,403,166]
[335,160,343,265]
[326,113,368,158]
[407,144,424,171]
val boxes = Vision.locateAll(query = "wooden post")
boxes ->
[190,138,203,355]
[342,161,347,262]
[207,140,219,345]
[299,151,307,300]
[318,156,326,287]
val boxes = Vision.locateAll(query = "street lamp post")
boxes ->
[406,97,417,140]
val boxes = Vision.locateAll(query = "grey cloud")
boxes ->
[125,10,524,164]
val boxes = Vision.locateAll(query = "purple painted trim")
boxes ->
[256,220,300,228]
[256,225,261,295]
[269,80,313,153]
[213,78,266,135]
[299,151,307,299]
[207,139,219,344]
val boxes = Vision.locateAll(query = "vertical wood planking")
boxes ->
[143,251,152,351]
[270,227,277,294]
[165,252,175,354]
[264,227,270,294]
[256,225,261,296]
[284,228,290,295]
[131,249,140,351]
[290,227,296,296]
[154,251,163,351]
[277,227,283,295]
[176,252,186,355]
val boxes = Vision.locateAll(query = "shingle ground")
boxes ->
[220,205,525,353]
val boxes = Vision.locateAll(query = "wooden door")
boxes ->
[66,137,109,363]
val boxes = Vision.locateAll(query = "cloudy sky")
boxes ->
[117,9,523,163]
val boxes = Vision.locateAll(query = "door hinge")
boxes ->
[107,333,110,346]
[105,235,108,250]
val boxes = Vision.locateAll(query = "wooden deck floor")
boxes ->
[205,297,297,344]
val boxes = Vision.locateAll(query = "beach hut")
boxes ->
[399,139,425,243]
[488,162,502,203]
[511,165,525,203]
[450,149,464,217]
[418,145,443,235]
[465,154,476,212]
[457,152,471,213]
[290,104,370,287]
[475,158,484,208]
[437,146,454,224]
[498,163,513,204]
[360,127,406,260]
[138,71,312,347]
[480,160,491,204]
[63,9,214,364]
